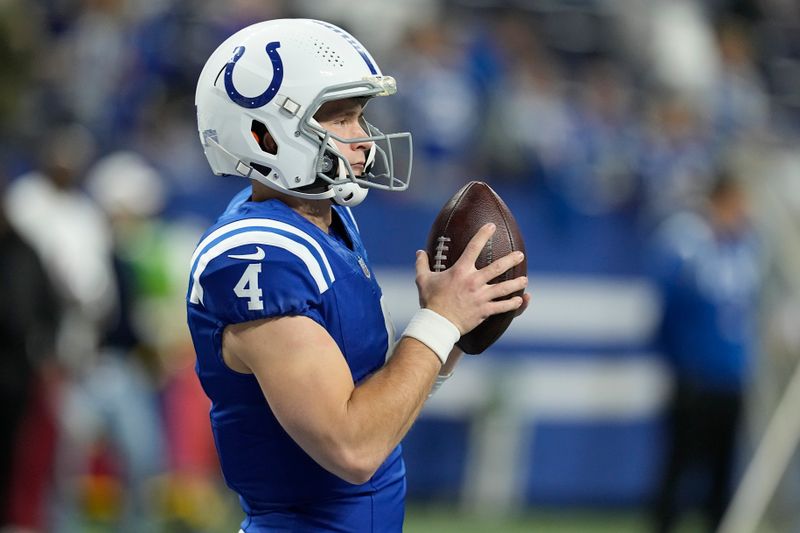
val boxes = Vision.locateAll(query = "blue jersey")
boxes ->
[649,211,761,392]
[186,188,405,532]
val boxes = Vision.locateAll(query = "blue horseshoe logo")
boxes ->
[224,41,283,109]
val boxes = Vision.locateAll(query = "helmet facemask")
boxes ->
[299,77,413,196]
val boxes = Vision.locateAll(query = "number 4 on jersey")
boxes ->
[234,263,264,310]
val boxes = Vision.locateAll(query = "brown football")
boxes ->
[425,181,527,354]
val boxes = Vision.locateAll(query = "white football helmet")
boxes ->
[195,18,413,206]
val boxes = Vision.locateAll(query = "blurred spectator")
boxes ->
[755,0,800,133]
[394,19,483,202]
[648,172,762,532]
[557,59,640,216]
[485,23,571,188]
[55,150,172,531]
[0,1,44,142]
[0,179,61,530]
[709,17,770,145]
[637,92,718,226]
[87,150,223,531]
[61,0,129,138]
[3,124,115,370]
[1,124,117,531]
[648,0,720,103]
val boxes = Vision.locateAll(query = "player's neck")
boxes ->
[292,199,333,232]
[251,181,332,232]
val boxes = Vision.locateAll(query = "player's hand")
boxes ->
[415,223,528,335]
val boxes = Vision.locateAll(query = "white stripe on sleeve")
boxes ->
[190,218,334,283]
[189,230,333,305]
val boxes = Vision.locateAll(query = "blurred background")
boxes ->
[2,0,800,531]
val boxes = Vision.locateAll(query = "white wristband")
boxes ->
[402,308,460,365]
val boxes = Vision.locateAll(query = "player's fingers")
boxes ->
[414,249,431,276]
[484,295,524,316]
[459,223,496,268]
[514,292,532,317]
[486,276,528,300]
[414,251,432,308]
[477,250,525,284]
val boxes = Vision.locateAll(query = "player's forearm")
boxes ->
[233,315,453,485]
[328,337,441,482]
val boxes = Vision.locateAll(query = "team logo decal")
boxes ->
[224,41,283,109]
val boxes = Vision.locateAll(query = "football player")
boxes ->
[188,18,529,532]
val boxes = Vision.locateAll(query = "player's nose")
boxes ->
[346,122,373,152]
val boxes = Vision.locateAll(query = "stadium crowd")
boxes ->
[1,0,800,531]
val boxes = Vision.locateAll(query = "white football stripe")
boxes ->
[190,218,334,283]
[190,230,332,305]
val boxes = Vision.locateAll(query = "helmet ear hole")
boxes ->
[251,120,278,155]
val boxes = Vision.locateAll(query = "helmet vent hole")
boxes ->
[250,162,273,178]
[310,37,342,67]
[251,120,278,155]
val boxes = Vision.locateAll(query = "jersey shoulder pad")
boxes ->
[188,219,336,325]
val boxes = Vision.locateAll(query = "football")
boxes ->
[425,181,527,354]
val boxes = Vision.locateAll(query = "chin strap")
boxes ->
[329,144,373,206]
[332,182,368,206]
[299,125,380,207]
